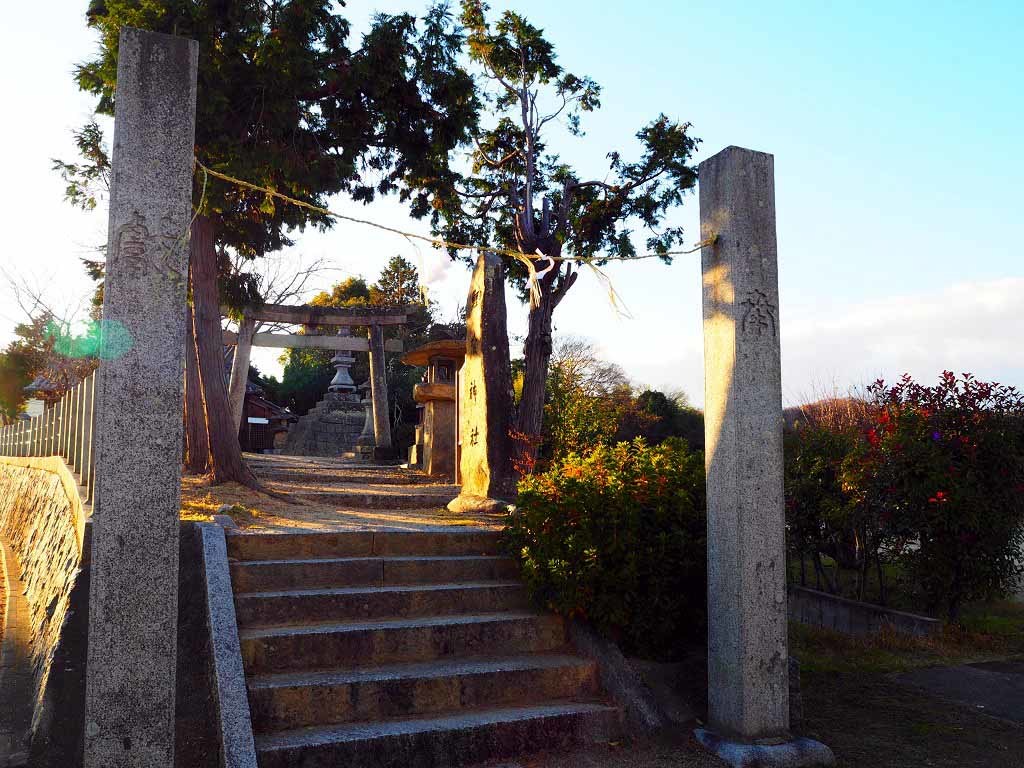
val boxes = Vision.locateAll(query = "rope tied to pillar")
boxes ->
[193,159,718,314]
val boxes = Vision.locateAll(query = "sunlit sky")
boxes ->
[1,1,1021,406]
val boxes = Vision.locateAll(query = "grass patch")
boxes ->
[791,600,1023,675]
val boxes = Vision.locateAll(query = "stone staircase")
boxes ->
[227,530,622,768]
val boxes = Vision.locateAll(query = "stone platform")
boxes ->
[185,454,503,533]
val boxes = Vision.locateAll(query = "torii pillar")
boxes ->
[367,324,392,455]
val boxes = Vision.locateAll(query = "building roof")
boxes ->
[24,375,63,394]
[401,339,467,367]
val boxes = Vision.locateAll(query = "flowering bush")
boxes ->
[860,372,1024,621]
[785,372,1024,622]
[506,438,706,659]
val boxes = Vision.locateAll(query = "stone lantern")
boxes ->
[400,339,466,478]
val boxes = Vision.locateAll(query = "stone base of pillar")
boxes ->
[694,729,834,768]
[446,493,511,515]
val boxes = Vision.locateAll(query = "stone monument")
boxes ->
[695,146,833,767]
[283,330,366,457]
[84,27,198,768]
[448,252,515,514]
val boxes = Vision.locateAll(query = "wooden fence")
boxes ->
[0,371,98,502]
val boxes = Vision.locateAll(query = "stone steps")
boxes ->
[251,468,423,485]
[226,530,503,561]
[226,529,622,767]
[247,653,599,731]
[254,702,620,768]
[234,582,529,626]
[240,612,567,674]
[230,555,519,592]
[292,488,458,509]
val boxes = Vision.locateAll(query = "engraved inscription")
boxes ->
[469,426,479,446]
[468,381,478,401]
[111,211,186,283]
[740,289,777,338]
[468,337,481,355]
[113,212,151,277]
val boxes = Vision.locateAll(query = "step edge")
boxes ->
[238,610,553,640]
[247,654,595,690]
[236,582,524,599]
[254,701,620,751]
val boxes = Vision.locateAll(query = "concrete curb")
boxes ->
[198,523,258,768]
[788,585,941,638]
[567,620,669,733]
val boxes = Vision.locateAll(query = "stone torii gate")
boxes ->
[224,304,409,453]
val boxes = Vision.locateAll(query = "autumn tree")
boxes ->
[69,0,477,486]
[417,1,700,458]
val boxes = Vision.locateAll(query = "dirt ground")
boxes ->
[480,732,725,768]
[180,476,504,530]
[801,669,1023,767]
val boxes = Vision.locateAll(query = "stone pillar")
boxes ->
[84,27,198,768]
[448,252,515,514]
[227,313,256,432]
[697,148,831,766]
[700,146,789,740]
[367,324,392,453]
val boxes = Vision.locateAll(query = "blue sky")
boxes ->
[1,1,1021,405]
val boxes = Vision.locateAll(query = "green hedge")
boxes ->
[506,438,706,659]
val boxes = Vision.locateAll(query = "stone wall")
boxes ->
[0,457,90,762]
[788,585,941,638]
[0,458,221,767]
[284,392,365,456]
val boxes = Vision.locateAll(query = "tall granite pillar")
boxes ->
[697,145,833,766]
[367,324,392,454]
[701,146,789,739]
[448,251,515,514]
[84,27,198,768]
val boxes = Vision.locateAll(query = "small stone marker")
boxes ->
[84,27,198,768]
[448,252,515,514]
[697,146,833,766]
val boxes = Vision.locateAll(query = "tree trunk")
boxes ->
[812,550,837,594]
[516,291,556,445]
[190,214,261,488]
[184,302,211,475]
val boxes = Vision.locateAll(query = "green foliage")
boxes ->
[0,314,100,419]
[0,348,33,420]
[52,121,110,211]
[507,438,707,659]
[543,367,622,460]
[785,372,1024,622]
[420,2,700,285]
[617,389,704,450]
[540,338,703,465]
[66,1,478,306]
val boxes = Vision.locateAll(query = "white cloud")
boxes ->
[625,277,1024,407]
[783,277,1024,401]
